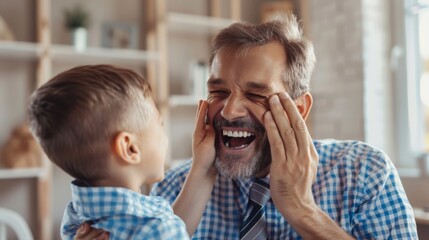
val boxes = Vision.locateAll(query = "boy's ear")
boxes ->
[113,131,141,164]
[294,92,313,121]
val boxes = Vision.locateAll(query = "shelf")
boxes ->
[0,167,45,179]
[168,12,237,34]
[414,207,429,225]
[0,41,41,60]
[169,95,201,107]
[0,41,159,64]
[51,44,159,65]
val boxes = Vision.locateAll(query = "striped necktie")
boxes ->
[240,178,270,240]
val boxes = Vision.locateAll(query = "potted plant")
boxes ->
[64,5,89,51]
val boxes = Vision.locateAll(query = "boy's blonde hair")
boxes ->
[28,65,153,183]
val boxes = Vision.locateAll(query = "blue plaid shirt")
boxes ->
[151,139,418,239]
[61,180,189,240]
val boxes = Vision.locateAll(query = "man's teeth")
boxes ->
[225,142,247,148]
[222,130,254,138]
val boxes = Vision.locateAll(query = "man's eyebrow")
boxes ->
[207,78,225,86]
[245,82,272,93]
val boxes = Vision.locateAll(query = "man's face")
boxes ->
[207,42,288,179]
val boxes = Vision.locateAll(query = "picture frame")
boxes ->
[101,22,139,49]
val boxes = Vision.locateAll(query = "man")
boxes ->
[76,14,417,239]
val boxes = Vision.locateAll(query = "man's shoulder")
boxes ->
[150,159,192,202]
[314,139,393,172]
[161,159,192,185]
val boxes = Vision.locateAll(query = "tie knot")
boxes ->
[249,178,270,206]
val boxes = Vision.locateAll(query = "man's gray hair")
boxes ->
[209,13,316,99]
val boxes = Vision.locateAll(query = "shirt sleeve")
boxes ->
[60,202,80,240]
[134,216,190,240]
[350,150,418,239]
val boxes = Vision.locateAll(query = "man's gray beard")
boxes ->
[215,138,271,180]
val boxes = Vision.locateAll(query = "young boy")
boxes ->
[28,65,216,239]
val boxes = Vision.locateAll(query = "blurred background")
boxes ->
[0,0,428,239]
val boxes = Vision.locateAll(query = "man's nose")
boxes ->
[221,94,247,121]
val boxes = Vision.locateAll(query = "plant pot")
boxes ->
[71,27,87,52]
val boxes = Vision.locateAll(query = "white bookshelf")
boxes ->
[414,207,429,225]
[51,44,159,64]
[169,95,200,107]
[168,12,237,34]
[164,1,241,163]
[0,41,41,59]
[0,167,45,179]
[0,41,160,65]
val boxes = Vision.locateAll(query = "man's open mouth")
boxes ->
[221,129,256,149]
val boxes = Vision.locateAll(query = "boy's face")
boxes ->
[137,97,168,184]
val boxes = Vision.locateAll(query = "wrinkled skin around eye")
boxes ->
[249,95,270,111]
[207,92,270,112]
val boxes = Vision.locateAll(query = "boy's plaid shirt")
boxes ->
[61,181,189,240]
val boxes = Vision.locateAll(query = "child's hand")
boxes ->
[173,100,217,235]
[192,100,217,175]
[74,223,109,240]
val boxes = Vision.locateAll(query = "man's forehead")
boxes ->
[209,43,287,92]
[207,77,278,93]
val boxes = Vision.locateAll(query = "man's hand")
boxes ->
[73,223,109,240]
[263,92,319,221]
[264,92,355,239]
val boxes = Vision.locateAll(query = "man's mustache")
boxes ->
[213,117,265,133]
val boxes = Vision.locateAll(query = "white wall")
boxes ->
[304,0,428,238]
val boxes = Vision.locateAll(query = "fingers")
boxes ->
[92,232,109,240]
[74,223,109,240]
[269,95,297,156]
[193,100,208,145]
[264,111,286,164]
[195,100,203,122]
[308,133,319,182]
[268,92,310,154]
[278,92,309,150]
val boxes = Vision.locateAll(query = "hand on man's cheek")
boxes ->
[263,92,319,217]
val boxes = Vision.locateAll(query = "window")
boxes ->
[394,0,429,169]
[417,2,429,152]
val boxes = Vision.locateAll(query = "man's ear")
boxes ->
[113,131,141,165]
[294,92,313,121]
